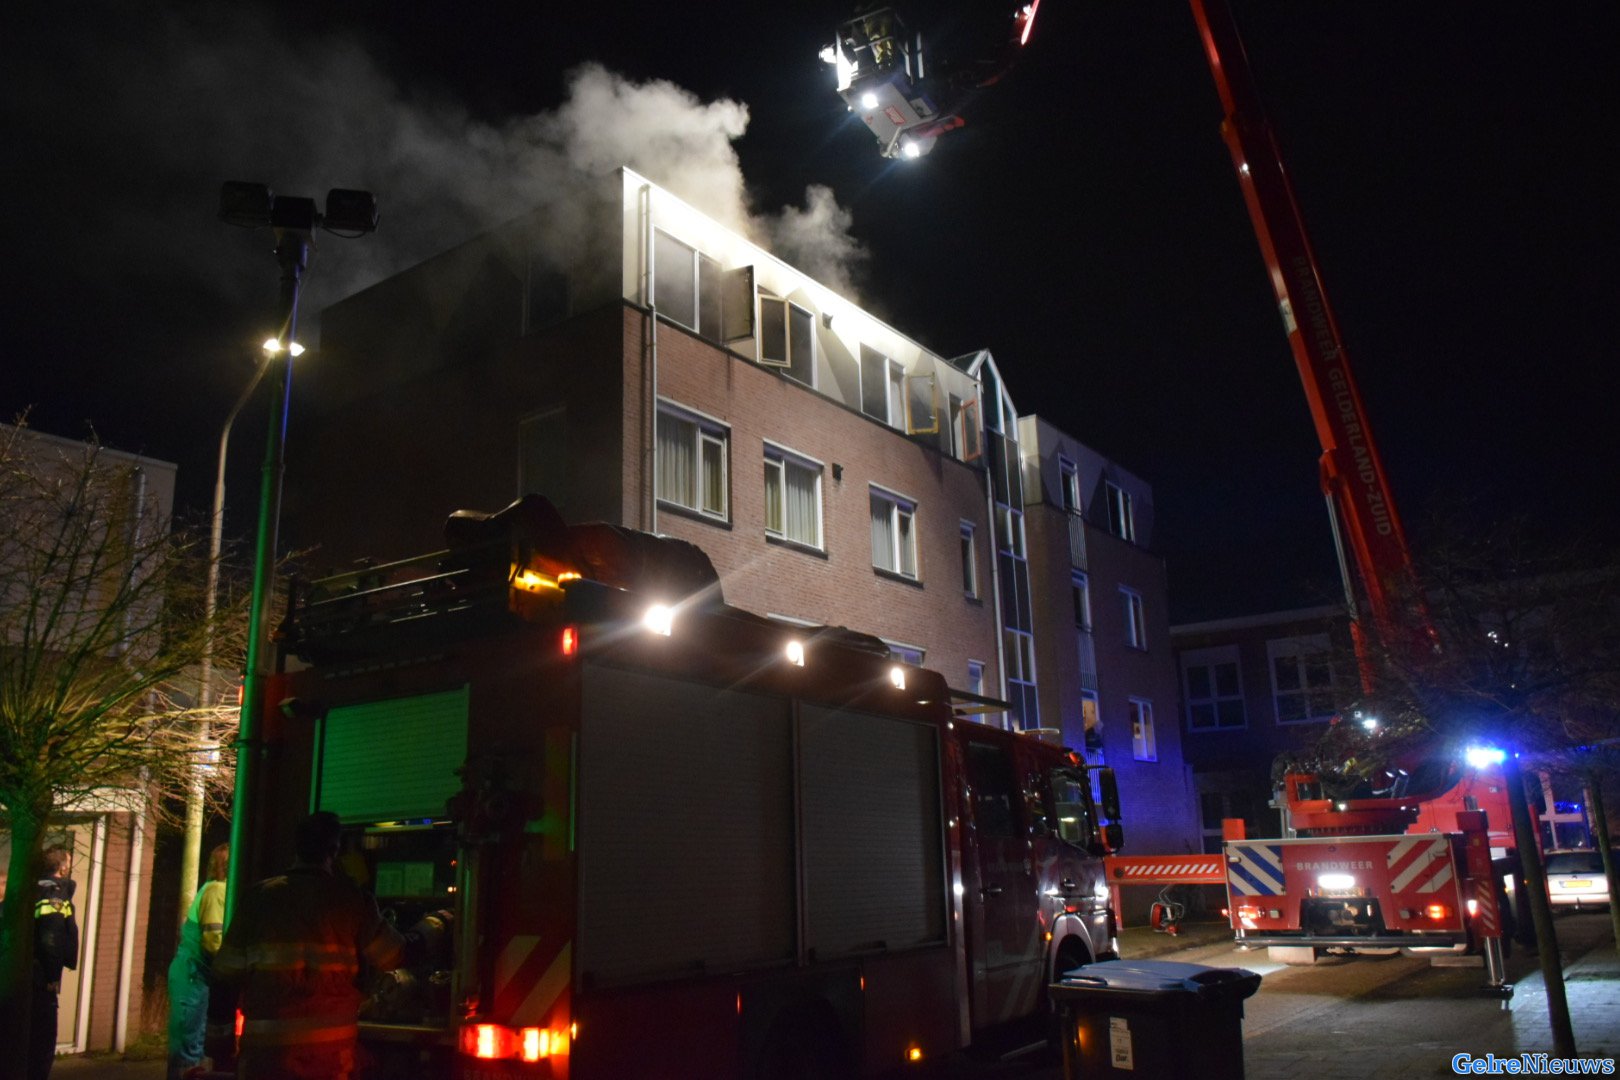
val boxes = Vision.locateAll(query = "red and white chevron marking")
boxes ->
[1472,876,1500,935]
[1104,855,1226,886]
[1386,838,1455,894]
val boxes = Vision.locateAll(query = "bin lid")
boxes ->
[1056,958,1261,1002]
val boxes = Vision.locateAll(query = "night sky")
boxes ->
[4,1,1615,622]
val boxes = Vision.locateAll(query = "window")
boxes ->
[764,445,823,549]
[960,522,978,597]
[1059,458,1081,514]
[1182,646,1246,731]
[1071,571,1091,631]
[759,296,814,386]
[967,660,985,697]
[870,487,918,579]
[1081,690,1101,752]
[1269,634,1335,724]
[860,346,905,427]
[885,641,926,666]
[1120,587,1146,649]
[951,396,983,461]
[654,230,720,340]
[1106,481,1135,542]
[965,742,1017,837]
[1051,773,1095,845]
[656,404,728,520]
[1129,698,1157,761]
[1004,628,1038,730]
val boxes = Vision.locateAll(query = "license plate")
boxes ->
[1559,880,1592,890]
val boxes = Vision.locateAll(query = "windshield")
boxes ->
[1545,852,1605,875]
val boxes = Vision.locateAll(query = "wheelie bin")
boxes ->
[1051,958,1261,1080]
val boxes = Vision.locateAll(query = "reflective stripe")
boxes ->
[241,1017,360,1046]
[34,899,74,918]
[232,942,361,974]
[201,923,224,933]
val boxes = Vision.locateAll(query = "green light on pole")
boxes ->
[218,182,377,925]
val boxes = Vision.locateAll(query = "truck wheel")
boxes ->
[1046,940,1092,1057]
[754,1006,852,1080]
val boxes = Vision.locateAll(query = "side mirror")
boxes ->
[1103,822,1124,853]
[1098,767,1121,822]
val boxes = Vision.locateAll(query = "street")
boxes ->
[948,911,1619,1080]
[56,915,1619,1080]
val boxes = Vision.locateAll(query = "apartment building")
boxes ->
[286,168,1198,850]
[1019,418,1197,858]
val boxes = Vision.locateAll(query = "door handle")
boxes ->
[982,885,1004,897]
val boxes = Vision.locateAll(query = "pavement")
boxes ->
[50,919,1620,1079]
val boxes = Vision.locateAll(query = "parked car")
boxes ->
[1544,850,1615,912]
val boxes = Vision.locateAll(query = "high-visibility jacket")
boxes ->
[32,876,79,987]
[213,865,409,1076]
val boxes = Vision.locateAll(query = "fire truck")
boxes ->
[1179,0,1516,984]
[235,495,1122,1078]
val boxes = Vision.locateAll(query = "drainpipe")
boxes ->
[113,803,147,1052]
[72,816,108,1053]
[640,182,659,534]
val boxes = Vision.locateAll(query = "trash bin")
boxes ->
[1051,959,1261,1080]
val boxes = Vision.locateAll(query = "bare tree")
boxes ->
[1303,507,1620,1055]
[0,422,240,1078]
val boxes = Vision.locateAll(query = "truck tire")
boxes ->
[1046,938,1093,1057]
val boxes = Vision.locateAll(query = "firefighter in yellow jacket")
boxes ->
[213,812,450,1079]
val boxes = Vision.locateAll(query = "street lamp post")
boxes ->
[180,351,271,921]
[218,182,377,924]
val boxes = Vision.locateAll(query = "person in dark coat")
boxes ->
[213,813,450,1080]
[30,845,80,1080]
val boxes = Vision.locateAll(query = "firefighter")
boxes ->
[213,812,451,1080]
[29,845,80,1080]
[166,842,229,1080]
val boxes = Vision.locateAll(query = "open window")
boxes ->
[758,295,814,385]
[954,397,983,462]
[905,374,938,435]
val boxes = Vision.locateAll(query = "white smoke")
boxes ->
[24,10,866,320]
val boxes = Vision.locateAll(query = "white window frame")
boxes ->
[1071,570,1092,631]
[1181,644,1247,732]
[885,360,905,429]
[1268,633,1336,725]
[652,229,720,339]
[655,400,728,521]
[1120,587,1146,650]
[960,521,978,598]
[757,294,815,386]
[763,442,824,550]
[870,485,919,580]
[967,660,986,698]
[1059,456,1081,514]
[1129,698,1157,762]
[1106,480,1135,543]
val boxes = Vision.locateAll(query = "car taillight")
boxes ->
[460,1023,570,1062]
[1425,903,1449,921]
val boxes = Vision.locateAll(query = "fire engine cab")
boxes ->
[237,496,1121,1078]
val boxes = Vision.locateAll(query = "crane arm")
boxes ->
[1188,0,1422,646]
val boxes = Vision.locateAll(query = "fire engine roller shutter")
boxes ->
[313,686,469,823]
[799,704,946,956]
[578,665,795,986]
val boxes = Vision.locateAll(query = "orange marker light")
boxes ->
[520,1028,546,1062]
[907,1046,924,1063]
[1426,904,1449,921]
[561,626,578,656]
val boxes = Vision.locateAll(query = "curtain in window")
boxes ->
[700,436,724,515]
[658,414,695,508]
[785,463,817,545]
[897,508,916,576]
[871,494,895,571]
[764,460,784,534]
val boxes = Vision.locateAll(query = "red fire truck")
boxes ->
[235,495,1122,1078]
[1182,0,1514,985]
